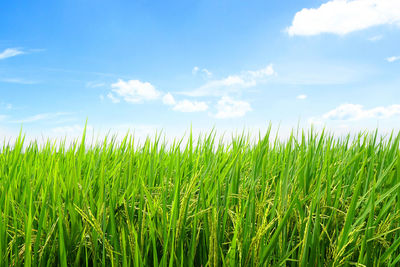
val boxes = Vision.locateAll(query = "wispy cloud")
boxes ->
[287,0,400,36]
[86,81,106,88]
[107,93,121,103]
[0,48,24,60]
[109,79,161,103]
[310,103,400,123]
[213,96,252,119]
[297,94,307,100]
[201,68,212,77]
[10,112,72,124]
[192,66,199,74]
[368,35,383,41]
[182,64,275,97]
[192,66,213,78]
[386,56,400,62]
[0,78,38,84]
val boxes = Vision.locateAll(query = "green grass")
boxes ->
[1,126,400,266]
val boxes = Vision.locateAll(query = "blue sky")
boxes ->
[1,0,400,141]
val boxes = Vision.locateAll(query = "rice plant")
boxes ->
[1,126,400,266]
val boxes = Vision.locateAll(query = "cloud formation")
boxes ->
[0,48,24,60]
[110,79,161,103]
[386,56,400,62]
[313,103,400,122]
[183,65,275,97]
[287,0,400,36]
[192,66,213,77]
[297,94,307,100]
[107,93,120,103]
[86,81,106,88]
[163,92,208,112]
[108,65,268,118]
[368,35,383,41]
[162,93,176,106]
[214,96,252,119]
[173,100,208,112]
[192,66,199,74]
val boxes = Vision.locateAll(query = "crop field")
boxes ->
[1,127,400,266]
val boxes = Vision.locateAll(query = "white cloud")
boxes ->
[110,79,161,103]
[214,76,253,87]
[86,81,106,88]
[163,92,207,112]
[172,100,208,112]
[320,103,400,121]
[184,76,250,97]
[192,66,213,78]
[192,66,199,74]
[0,48,24,60]
[182,64,275,97]
[162,93,176,106]
[287,0,400,36]
[297,94,307,100]
[368,35,383,41]
[107,93,120,103]
[201,68,213,78]
[386,56,400,62]
[214,96,252,119]
[246,65,275,78]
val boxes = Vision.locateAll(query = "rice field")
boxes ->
[1,126,400,266]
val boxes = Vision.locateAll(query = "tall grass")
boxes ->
[1,126,400,266]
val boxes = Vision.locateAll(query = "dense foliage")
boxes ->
[1,127,400,266]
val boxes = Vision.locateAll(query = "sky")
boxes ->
[1,0,400,143]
